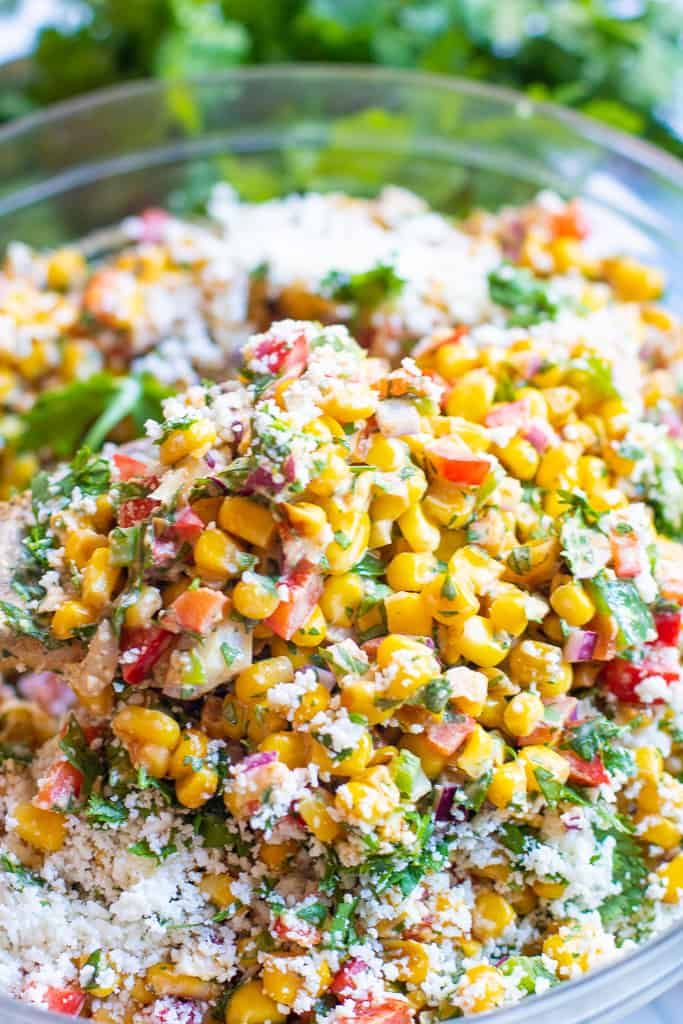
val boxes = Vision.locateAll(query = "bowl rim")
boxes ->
[0,63,682,188]
[0,62,682,1024]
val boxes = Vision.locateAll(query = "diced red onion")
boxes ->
[564,629,598,662]
[241,750,277,772]
[204,450,217,469]
[523,421,552,453]
[435,785,457,821]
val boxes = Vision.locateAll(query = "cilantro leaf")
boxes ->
[500,955,558,994]
[0,854,45,889]
[0,601,50,644]
[296,901,328,925]
[351,552,386,577]
[322,263,404,311]
[59,715,101,798]
[588,572,654,650]
[534,766,588,807]
[128,838,177,863]
[19,372,173,459]
[85,793,128,826]
[488,264,561,326]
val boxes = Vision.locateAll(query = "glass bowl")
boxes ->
[0,67,682,1024]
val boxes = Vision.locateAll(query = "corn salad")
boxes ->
[0,190,681,1024]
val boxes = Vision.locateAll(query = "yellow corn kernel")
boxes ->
[487,760,527,809]
[472,891,516,941]
[307,449,351,498]
[193,528,243,581]
[200,872,238,909]
[543,920,607,979]
[384,939,430,984]
[320,572,364,627]
[159,418,217,464]
[146,963,218,1001]
[498,436,539,481]
[508,639,573,698]
[13,802,66,852]
[341,678,393,727]
[235,656,293,703]
[113,706,180,752]
[488,587,528,637]
[634,746,663,784]
[434,340,480,381]
[231,577,278,620]
[0,368,17,399]
[535,444,578,489]
[602,256,664,302]
[335,765,400,824]
[311,729,373,778]
[446,369,496,422]
[398,503,440,553]
[542,386,580,426]
[550,581,595,627]
[261,961,302,1007]
[520,746,570,791]
[503,692,544,738]
[123,585,162,629]
[176,768,219,808]
[81,546,121,612]
[638,815,681,849]
[400,733,447,780]
[259,840,297,871]
[292,605,327,647]
[449,614,508,668]
[246,703,288,746]
[658,853,683,903]
[326,513,371,574]
[323,384,377,423]
[218,497,276,548]
[366,435,408,471]
[284,501,327,538]
[386,551,437,593]
[533,879,567,899]
[46,247,86,290]
[457,964,505,1014]
[225,980,288,1024]
[64,529,108,570]
[456,725,497,779]
[51,600,97,640]
[421,572,478,625]
[385,591,433,636]
[168,729,208,779]
[376,635,441,701]
[297,790,342,842]
[259,731,311,770]
[423,481,477,529]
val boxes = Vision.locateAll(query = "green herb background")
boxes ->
[1,0,682,158]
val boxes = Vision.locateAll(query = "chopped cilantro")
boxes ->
[534,766,588,807]
[128,838,177,863]
[488,264,561,326]
[59,715,100,798]
[588,572,654,650]
[85,793,128,826]
[296,901,328,925]
[322,263,404,312]
[0,854,45,889]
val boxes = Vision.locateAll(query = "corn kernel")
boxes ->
[550,581,595,627]
[472,891,516,941]
[51,600,97,640]
[13,802,66,852]
[193,528,243,581]
[487,760,527,809]
[503,692,544,738]
[159,418,217,464]
[218,496,276,548]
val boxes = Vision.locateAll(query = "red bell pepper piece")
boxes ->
[171,507,205,543]
[425,717,475,757]
[45,987,87,1016]
[119,497,160,527]
[121,627,174,685]
[602,644,679,703]
[425,438,491,486]
[252,330,309,377]
[171,588,227,635]
[33,760,84,812]
[266,560,323,641]
[563,750,609,788]
[610,529,643,579]
[654,609,681,646]
[330,958,369,997]
[112,452,150,481]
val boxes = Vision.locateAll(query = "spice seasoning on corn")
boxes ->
[0,188,681,1023]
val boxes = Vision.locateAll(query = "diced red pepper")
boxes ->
[654,609,681,646]
[352,999,414,1024]
[330,958,369,997]
[253,330,309,377]
[18,671,75,717]
[563,750,609,788]
[119,497,160,527]
[610,529,643,579]
[265,560,323,641]
[272,915,320,949]
[171,507,205,543]
[171,588,227,635]
[425,438,491,486]
[425,717,475,757]
[33,760,83,812]
[45,987,87,1016]
[551,200,590,240]
[602,644,679,703]
[121,627,174,685]
[113,452,150,481]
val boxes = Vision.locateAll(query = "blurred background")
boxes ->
[0,0,681,156]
